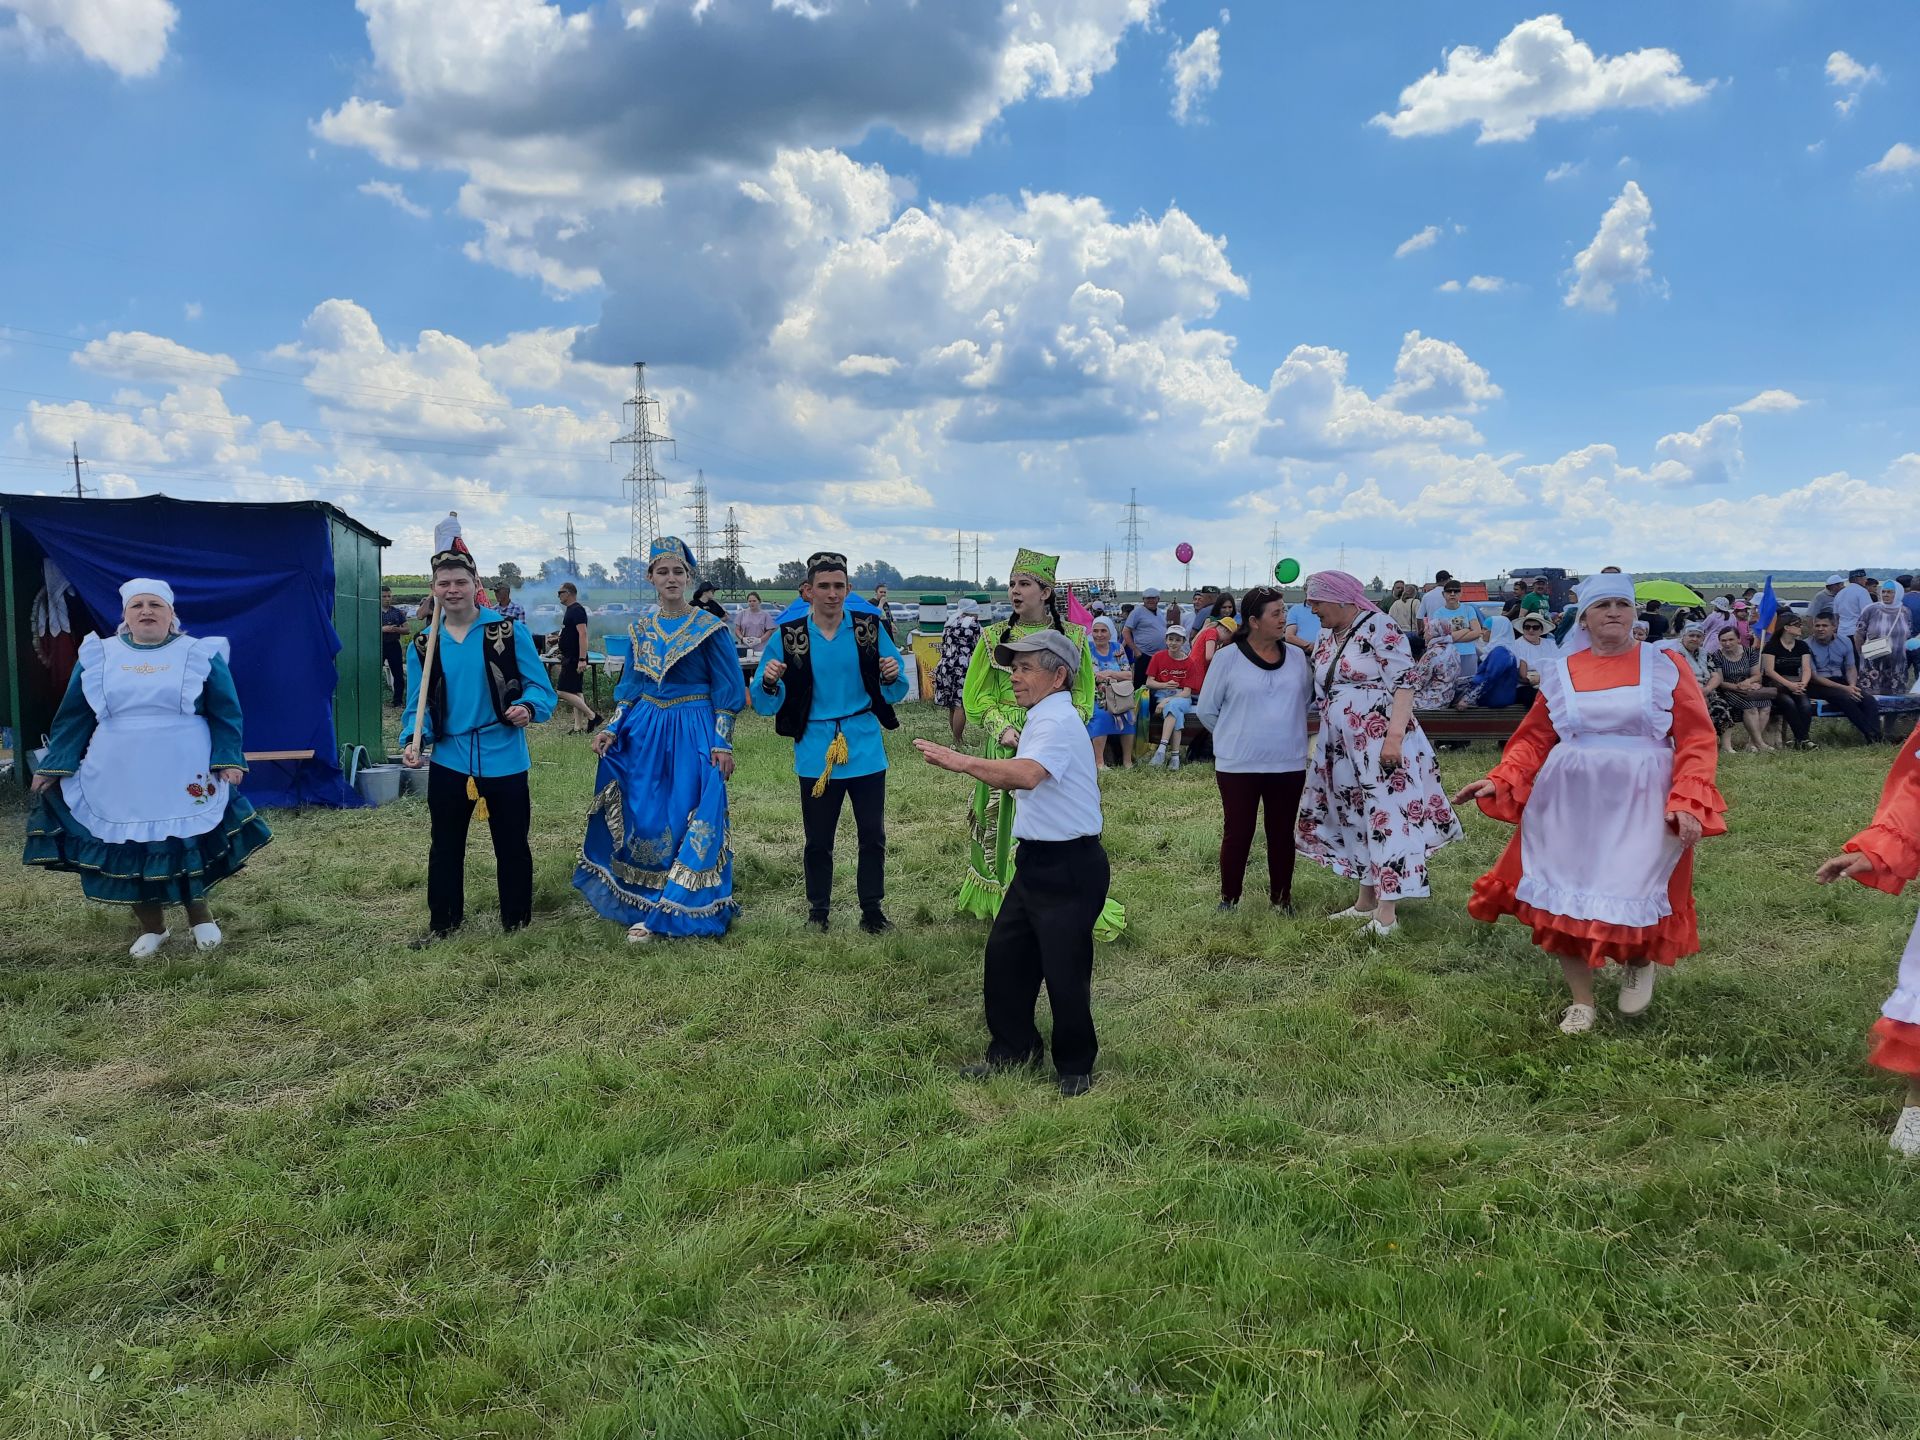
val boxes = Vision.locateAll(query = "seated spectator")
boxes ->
[1861,583,1913,696]
[1807,614,1885,742]
[1678,623,1731,738]
[1631,620,1651,644]
[1409,619,1462,709]
[1640,599,1669,641]
[1761,612,1817,751]
[1463,643,1523,709]
[1144,626,1201,770]
[1084,615,1137,769]
[1704,624,1776,754]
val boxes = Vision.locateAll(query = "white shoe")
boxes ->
[1558,1003,1598,1035]
[1170,753,1182,772]
[128,930,170,958]
[1361,918,1398,939]
[1617,962,1656,1016]
[1149,748,1167,767]
[1891,1107,1920,1157]
[191,921,223,952]
[626,923,653,944]
[1327,906,1376,922]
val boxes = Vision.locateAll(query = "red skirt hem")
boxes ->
[1467,834,1700,967]
[1868,1017,1920,1078]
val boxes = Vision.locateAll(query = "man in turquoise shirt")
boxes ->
[400,547,557,944]
[752,551,910,933]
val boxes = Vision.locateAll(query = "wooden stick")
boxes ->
[409,600,443,757]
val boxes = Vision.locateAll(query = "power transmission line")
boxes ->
[955,529,965,584]
[1120,487,1143,592]
[721,506,748,598]
[972,535,981,587]
[612,361,672,591]
[685,468,711,575]
[70,441,89,498]
[564,512,579,575]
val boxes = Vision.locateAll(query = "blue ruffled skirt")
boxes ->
[573,697,736,936]
[24,787,273,906]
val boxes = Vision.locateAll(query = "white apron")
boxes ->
[1517,646,1684,928]
[62,633,232,843]
[1883,922,1920,1026]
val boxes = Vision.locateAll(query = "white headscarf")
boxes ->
[120,578,175,607]
[1562,571,1636,656]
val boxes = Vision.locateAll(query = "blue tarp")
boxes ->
[13,500,360,808]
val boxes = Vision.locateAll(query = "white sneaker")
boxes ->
[1361,918,1398,939]
[1558,1003,1598,1035]
[626,923,653,944]
[128,930,170,959]
[1327,906,1375,922]
[1170,753,1182,772]
[1891,1107,1920,1157]
[1149,748,1167,767]
[191,921,223,952]
[1617,962,1656,1016]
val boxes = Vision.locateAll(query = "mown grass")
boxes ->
[3,708,1919,1439]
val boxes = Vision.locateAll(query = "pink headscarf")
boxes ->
[1302,570,1379,613]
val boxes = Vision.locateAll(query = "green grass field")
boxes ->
[5,709,1920,1438]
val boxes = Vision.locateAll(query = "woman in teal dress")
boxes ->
[958,548,1125,938]
[24,578,271,956]
[574,537,746,941]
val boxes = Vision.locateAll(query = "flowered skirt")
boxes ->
[1296,704,1461,898]
[24,787,272,906]
[573,696,736,936]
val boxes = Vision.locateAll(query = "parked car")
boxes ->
[886,602,920,626]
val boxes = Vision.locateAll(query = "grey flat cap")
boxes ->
[994,629,1082,674]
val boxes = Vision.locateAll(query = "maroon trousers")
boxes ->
[1215,769,1306,906]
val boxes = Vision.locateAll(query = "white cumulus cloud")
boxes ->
[1253,341,1483,460]
[0,0,176,77]
[1440,275,1508,294]
[1168,23,1223,124]
[1394,225,1440,259]
[1564,181,1655,313]
[72,331,239,384]
[1826,50,1882,115]
[359,179,430,219]
[1864,142,1920,177]
[1652,411,1743,487]
[1545,160,1584,182]
[1733,388,1804,414]
[1372,14,1711,144]
[1382,330,1502,413]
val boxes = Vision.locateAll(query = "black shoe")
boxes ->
[1272,899,1295,915]
[408,928,456,951]
[587,712,606,734]
[1057,1073,1094,1098]
[807,909,830,933]
[859,909,894,935]
[960,1052,1043,1080]
[1216,899,1239,913]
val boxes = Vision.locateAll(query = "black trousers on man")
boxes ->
[798,772,887,916]
[984,835,1110,1077]
[383,638,406,706]
[427,763,533,936]
[1809,678,1882,741]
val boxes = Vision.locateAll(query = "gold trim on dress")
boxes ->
[630,609,727,683]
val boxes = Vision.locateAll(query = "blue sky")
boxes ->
[2,0,1916,586]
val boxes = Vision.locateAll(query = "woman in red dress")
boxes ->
[1815,727,1920,1153]
[1452,573,1727,1033]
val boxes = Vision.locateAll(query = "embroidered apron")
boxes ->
[63,634,228,843]
[1517,646,1684,928]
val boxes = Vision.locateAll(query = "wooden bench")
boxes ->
[1307,706,1528,747]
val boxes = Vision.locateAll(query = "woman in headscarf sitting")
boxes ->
[1453,573,1726,1034]
[1084,614,1137,769]
[24,579,272,956]
[1861,583,1913,697]
[1296,571,1463,938]
[1408,618,1462,709]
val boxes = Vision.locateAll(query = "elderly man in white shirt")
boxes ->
[915,629,1110,1097]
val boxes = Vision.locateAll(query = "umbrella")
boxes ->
[1634,580,1704,607]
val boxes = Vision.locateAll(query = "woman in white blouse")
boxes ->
[1196,586,1313,912]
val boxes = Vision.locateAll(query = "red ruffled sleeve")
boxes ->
[1476,693,1559,824]
[1843,729,1920,894]
[1662,652,1728,837]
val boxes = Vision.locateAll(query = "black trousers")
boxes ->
[427,763,533,936]
[1772,688,1813,744]
[798,772,887,914]
[984,835,1110,1076]
[1810,678,1882,741]
[1216,770,1306,905]
[382,639,406,706]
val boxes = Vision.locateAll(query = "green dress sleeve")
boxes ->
[198,654,248,771]
[1068,624,1096,724]
[34,665,97,777]
[962,624,1023,749]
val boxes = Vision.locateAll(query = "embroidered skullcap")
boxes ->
[1010,548,1060,586]
[648,534,698,576]
[431,547,477,576]
[1301,570,1379,614]
[1563,571,1636,655]
[120,578,174,607]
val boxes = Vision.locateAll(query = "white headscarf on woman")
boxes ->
[1561,571,1636,656]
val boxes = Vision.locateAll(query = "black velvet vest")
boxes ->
[774,610,899,739]
[415,619,527,738]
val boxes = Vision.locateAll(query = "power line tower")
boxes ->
[685,468,712,571]
[1268,523,1280,577]
[721,506,747,598]
[1120,487,1143,592]
[564,512,579,576]
[613,361,673,587]
[69,441,90,498]
[955,529,966,584]
[972,536,981,587]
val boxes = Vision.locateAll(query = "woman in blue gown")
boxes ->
[573,537,746,940]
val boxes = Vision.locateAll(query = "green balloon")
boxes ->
[1275,558,1301,584]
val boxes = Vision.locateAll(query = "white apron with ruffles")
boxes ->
[62,633,232,843]
[1517,645,1684,927]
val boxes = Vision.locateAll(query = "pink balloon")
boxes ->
[1175,542,1194,564]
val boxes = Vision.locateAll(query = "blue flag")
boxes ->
[1756,575,1779,641]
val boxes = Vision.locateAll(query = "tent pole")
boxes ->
[1,514,21,789]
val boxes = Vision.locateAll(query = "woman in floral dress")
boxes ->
[1408,618,1462,709]
[933,598,983,744]
[1296,571,1463,937]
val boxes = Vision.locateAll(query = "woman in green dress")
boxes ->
[958,548,1125,938]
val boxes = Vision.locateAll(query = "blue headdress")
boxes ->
[647,535,698,577]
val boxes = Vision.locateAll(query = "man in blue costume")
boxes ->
[400,547,557,946]
[752,551,909,933]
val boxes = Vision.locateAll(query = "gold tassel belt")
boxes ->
[808,706,872,797]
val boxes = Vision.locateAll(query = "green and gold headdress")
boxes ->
[1010,547,1059,586]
